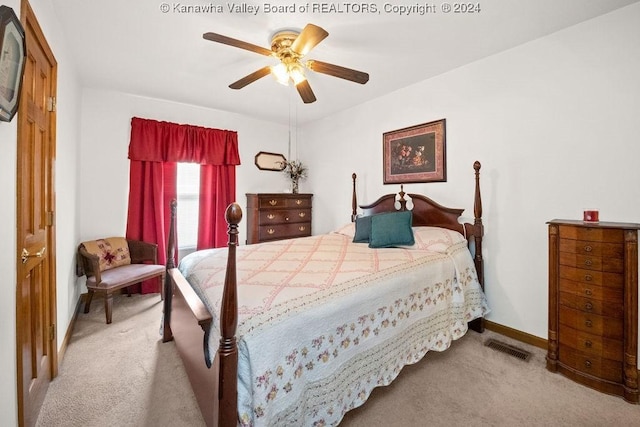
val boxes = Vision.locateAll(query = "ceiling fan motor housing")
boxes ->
[270,30,301,61]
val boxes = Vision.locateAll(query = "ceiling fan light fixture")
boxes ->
[271,61,306,86]
[289,63,306,85]
[271,63,290,85]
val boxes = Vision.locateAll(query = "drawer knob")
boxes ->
[585,319,593,328]
[584,245,593,252]
[298,212,306,218]
[269,200,278,206]
[584,302,593,311]
[585,288,592,296]
[285,217,289,221]
[295,199,303,205]
[267,214,275,220]
[584,259,593,266]
[585,360,592,368]
[299,226,306,232]
[267,228,275,235]
[585,340,592,348]
[584,274,593,282]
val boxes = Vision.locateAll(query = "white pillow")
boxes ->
[403,226,466,252]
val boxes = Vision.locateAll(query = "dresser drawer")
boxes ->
[559,306,622,340]
[559,266,623,289]
[558,226,624,243]
[259,222,311,241]
[257,196,312,209]
[559,326,623,361]
[559,345,623,383]
[559,291,623,318]
[559,327,623,362]
[558,252,623,273]
[559,239,623,258]
[559,278,624,302]
[259,209,311,225]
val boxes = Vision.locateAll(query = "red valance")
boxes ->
[128,117,241,165]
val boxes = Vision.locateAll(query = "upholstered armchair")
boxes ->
[77,237,165,324]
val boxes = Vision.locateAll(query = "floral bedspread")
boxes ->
[179,229,489,426]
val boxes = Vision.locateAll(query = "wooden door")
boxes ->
[16,2,57,426]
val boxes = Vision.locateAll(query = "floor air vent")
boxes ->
[485,339,531,361]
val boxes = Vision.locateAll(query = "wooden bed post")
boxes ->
[163,199,177,343]
[217,203,242,427]
[470,161,485,333]
[473,161,484,290]
[351,173,358,221]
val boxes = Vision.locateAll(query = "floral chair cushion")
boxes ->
[80,237,131,272]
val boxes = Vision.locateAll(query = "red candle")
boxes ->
[583,209,599,223]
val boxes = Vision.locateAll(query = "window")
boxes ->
[176,163,200,259]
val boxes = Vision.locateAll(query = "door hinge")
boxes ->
[49,324,56,341]
[47,96,56,112]
[47,211,55,227]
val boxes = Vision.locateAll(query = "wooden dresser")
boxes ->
[547,219,639,403]
[246,193,312,244]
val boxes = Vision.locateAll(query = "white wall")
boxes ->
[301,3,640,340]
[78,89,292,247]
[0,0,83,424]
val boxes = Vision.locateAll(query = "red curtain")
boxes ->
[125,161,176,293]
[128,117,240,164]
[197,163,236,250]
[126,117,240,293]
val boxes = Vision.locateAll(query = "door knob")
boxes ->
[22,247,46,264]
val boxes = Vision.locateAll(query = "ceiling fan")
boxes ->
[203,23,369,104]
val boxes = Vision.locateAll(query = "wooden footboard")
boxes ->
[168,269,218,426]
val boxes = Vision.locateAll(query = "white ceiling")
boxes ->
[51,0,638,125]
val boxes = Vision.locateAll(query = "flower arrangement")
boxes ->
[280,160,308,193]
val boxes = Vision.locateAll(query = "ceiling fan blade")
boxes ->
[290,24,329,57]
[296,80,317,104]
[229,66,272,89]
[203,32,273,56]
[307,60,369,84]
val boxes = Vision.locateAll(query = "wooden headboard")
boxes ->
[358,192,467,235]
[350,161,484,292]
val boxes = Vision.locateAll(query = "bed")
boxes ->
[162,161,488,427]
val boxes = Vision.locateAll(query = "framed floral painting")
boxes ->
[383,119,446,184]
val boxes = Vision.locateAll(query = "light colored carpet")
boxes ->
[37,293,640,426]
[37,294,204,427]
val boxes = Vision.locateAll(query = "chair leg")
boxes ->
[105,292,114,324]
[84,289,94,313]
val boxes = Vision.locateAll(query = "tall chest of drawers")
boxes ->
[547,219,639,403]
[246,193,312,244]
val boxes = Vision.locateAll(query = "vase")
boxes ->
[292,179,299,194]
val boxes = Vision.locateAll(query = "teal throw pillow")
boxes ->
[369,210,415,248]
[353,215,372,243]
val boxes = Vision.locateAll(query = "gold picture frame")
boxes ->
[383,119,446,184]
